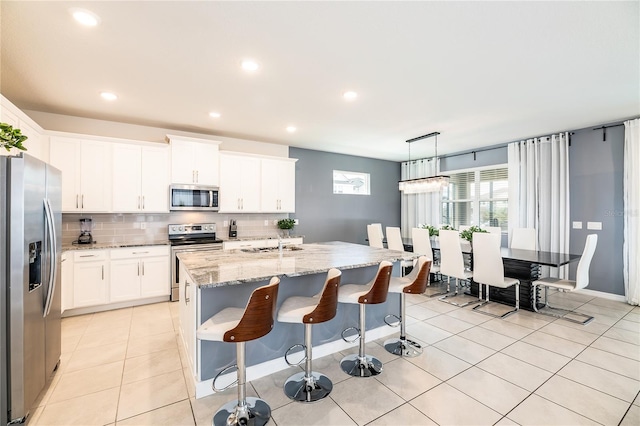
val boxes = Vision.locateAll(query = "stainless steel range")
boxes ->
[169,223,222,301]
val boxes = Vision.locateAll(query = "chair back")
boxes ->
[386,226,404,251]
[358,261,393,304]
[485,226,502,235]
[511,228,536,250]
[576,234,598,290]
[402,256,432,294]
[439,230,467,279]
[472,233,504,286]
[223,276,280,343]
[367,224,384,248]
[411,228,434,258]
[304,268,342,324]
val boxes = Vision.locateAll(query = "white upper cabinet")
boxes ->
[112,142,169,212]
[49,136,112,212]
[219,153,261,212]
[1,95,49,162]
[168,135,220,186]
[261,158,296,212]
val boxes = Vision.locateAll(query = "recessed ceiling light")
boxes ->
[343,91,358,101]
[100,92,117,101]
[286,126,297,133]
[70,8,101,26]
[209,112,221,118]
[241,60,259,72]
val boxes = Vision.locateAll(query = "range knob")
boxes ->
[171,226,177,231]
[179,226,185,232]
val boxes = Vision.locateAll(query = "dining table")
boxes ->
[402,237,581,311]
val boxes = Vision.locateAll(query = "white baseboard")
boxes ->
[575,288,627,302]
[194,324,397,399]
[61,295,169,317]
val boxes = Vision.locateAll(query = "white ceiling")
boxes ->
[1,1,638,161]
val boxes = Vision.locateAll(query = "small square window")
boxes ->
[333,170,370,195]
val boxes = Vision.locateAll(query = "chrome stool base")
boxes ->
[340,354,383,377]
[213,397,271,426]
[383,337,423,357]
[283,371,333,402]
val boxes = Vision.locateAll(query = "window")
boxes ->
[333,170,370,195]
[441,166,508,231]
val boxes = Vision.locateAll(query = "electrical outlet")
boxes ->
[223,220,228,227]
[572,221,582,229]
[294,219,299,225]
[587,221,602,230]
[264,220,269,226]
[140,222,146,230]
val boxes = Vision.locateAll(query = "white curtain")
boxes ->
[508,133,570,278]
[623,119,640,305]
[400,159,440,239]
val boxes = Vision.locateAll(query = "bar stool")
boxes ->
[338,261,393,377]
[277,268,342,402]
[196,277,280,426]
[384,256,431,357]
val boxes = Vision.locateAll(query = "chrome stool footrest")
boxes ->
[340,353,383,377]
[283,371,333,403]
[213,397,271,426]
[212,364,239,392]
[383,337,423,357]
[384,314,401,327]
[341,326,360,343]
[284,343,307,367]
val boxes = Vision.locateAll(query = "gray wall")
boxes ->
[568,124,625,295]
[290,147,401,244]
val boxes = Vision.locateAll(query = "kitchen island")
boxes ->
[177,241,416,398]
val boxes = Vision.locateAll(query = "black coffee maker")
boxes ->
[229,220,237,238]
[77,218,94,244]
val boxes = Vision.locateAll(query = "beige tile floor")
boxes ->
[28,289,639,425]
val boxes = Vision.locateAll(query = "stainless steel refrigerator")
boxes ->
[1,153,62,425]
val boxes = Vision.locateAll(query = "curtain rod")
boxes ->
[592,123,624,142]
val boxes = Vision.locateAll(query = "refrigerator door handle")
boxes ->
[43,198,57,317]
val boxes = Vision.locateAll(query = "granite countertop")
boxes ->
[222,235,304,242]
[177,241,416,288]
[62,240,170,251]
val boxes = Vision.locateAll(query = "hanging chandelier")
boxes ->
[398,131,449,194]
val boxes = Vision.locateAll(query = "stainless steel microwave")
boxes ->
[169,185,219,211]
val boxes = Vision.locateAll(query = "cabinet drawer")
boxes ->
[74,250,108,262]
[110,245,169,259]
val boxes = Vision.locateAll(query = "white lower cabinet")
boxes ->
[178,261,199,377]
[64,245,170,312]
[73,250,109,308]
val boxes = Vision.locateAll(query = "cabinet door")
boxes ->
[194,142,219,186]
[219,154,244,212]
[239,156,261,212]
[170,139,196,184]
[140,255,170,297]
[110,258,141,302]
[278,160,296,212]
[73,261,107,308]
[260,159,281,212]
[178,264,197,373]
[61,253,73,313]
[49,137,81,212]
[80,141,111,212]
[141,145,169,212]
[19,122,47,162]
[112,144,142,212]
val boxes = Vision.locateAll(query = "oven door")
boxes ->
[170,243,222,301]
[170,185,219,211]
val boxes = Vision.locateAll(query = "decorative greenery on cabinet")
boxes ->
[0,122,27,151]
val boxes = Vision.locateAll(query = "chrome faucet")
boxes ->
[278,235,283,253]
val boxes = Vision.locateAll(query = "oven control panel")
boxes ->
[168,223,217,236]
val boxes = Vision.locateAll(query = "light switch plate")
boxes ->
[587,221,602,230]
[223,220,228,227]
[572,221,583,229]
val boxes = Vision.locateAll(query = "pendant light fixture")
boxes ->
[398,131,449,194]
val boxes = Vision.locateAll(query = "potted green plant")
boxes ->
[440,224,456,231]
[421,224,440,237]
[460,225,487,243]
[0,122,28,152]
[277,218,295,237]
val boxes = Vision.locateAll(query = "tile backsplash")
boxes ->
[62,212,290,245]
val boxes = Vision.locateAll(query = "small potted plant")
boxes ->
[421,224,440,238]
[277,218,295,237]
[460,225,487,243]
[0,122,28,152]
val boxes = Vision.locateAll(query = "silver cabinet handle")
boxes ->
[81,194,84,209]
[184,281,190,304]
[196,170,199,183]
[79,254,96,258]
[142,261,145,275]
[138,196,141,209]
[76,194,79,208]
[132,251,149,254]
[137,262,140,276]
[101,265,104,280]
[142,196,145,209]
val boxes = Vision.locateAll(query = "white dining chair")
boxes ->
[371,223,384,242]
[510,228,537,251]
[367,224,384,249]
[472,232,520,318]
[438,229,475,307]
[411,228,444,296]
[386,226,412,274]
[531,234,598,324]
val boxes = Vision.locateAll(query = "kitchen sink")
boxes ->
[241,246,303,253]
